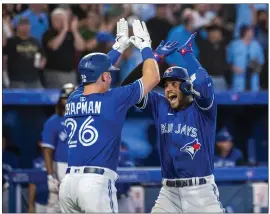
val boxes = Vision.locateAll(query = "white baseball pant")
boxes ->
[59,166,119,213]
[46,161,68,213]
[151,174,225,213]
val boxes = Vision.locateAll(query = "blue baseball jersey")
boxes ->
[64,79,144,172]
[33,156,49,205]
[41,114,68,163]
[137,68,216,178]
[214,148,243,168]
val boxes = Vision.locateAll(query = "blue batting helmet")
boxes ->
[160,66,190,87]
[78,53,119,84]
[216,127,233,143]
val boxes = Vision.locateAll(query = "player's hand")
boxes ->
[180,80,201,97]
[177,32,197,56]
[112,18,131,53]
[130,20,151,50]
[154,40,179,62]
[47,174,59,193]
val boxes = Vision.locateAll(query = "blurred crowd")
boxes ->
[2,4,269,91]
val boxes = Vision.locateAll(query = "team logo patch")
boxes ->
[164,68,173,75]
[180,139,201,159]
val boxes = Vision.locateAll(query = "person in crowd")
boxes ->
[3,17,46,88]
[214,128,244,168]
[28,140,49,213]
[79,11,101,56]
[254,10,268,54]
[166,8,199,68]
[12,4,49,44]
[146,4,173,49]
[42,8,85,88]
[227,25,264,92]
[234,4,268,38]
[197,25,228,91]
[191,4,216,29]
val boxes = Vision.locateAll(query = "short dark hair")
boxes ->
[239,25,252,38]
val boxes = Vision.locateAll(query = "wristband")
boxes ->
[141,47,155,61]
[108,49,121,65]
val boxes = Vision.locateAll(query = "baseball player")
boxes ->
[214,127,244,168]
[121,33,225,212]
[28,140,49,213]
[59,18,159,213]
[41,83,75,213]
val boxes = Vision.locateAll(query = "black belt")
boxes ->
[66,167,105,175]
[164,178,207,188]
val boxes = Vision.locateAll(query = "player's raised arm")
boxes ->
[107,18,131,65]
[176,32,215,111]
[129,20,160,96]
[121,40,179,87]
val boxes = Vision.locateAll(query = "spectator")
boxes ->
[71,4,91,27]
[28,141,49,213]
[233,4,267,38]
[214,128,244,168]
[197,25,228,91]
[42,8,85,88]
[166,8,199,68]
[227,25,264,92]
[192,4,216,29]
[146,4,173,49]
[255,10,268,54]
[2,136,19,213]
[3,17,46,88]
[13,4,49,44]
[79,11,101,56]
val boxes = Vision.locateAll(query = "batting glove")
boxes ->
[112,18,131,53]
[180,80,201,97]
[178,32,197,56]
[130,20,152,51]
[154,40,179,62]
[47,174,59,193]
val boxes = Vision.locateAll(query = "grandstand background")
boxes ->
[2,3,269,213]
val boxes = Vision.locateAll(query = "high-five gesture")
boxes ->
[112,18,130,53]
[130,20,152,51]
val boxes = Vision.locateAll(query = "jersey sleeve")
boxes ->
[112,79,144,111]
[135,91,163,120]
[190,67,216,116]
[41,119,57,150]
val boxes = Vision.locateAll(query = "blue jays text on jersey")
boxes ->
[33,156,49,205]
[41,114,68,163]
[137,68,216,179]
[64,79,144,172]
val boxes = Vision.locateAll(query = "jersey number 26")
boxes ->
[64,116,98,148]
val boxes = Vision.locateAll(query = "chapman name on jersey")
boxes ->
[161,123,197,137]
[65,100,101,116]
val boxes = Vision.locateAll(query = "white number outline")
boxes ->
[79,116,98,146]
[65,116,98,147]
[65,118,77,145]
